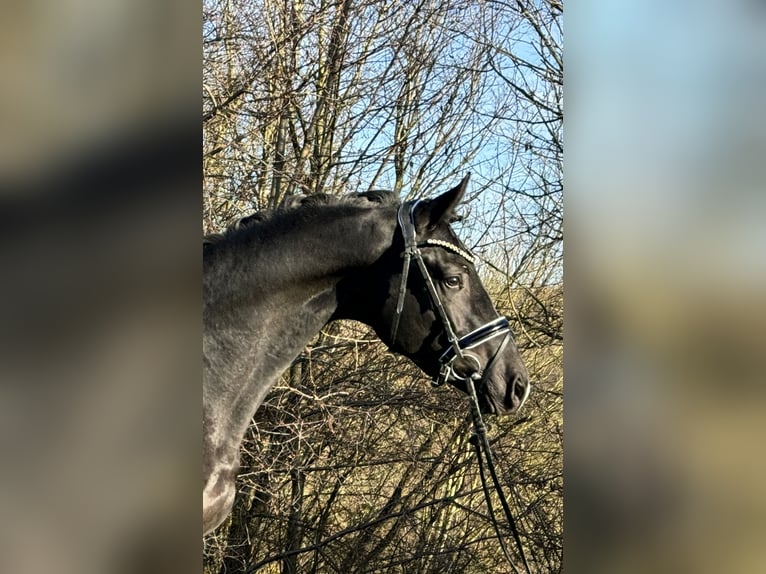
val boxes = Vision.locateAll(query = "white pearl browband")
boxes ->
[419,239,475,264]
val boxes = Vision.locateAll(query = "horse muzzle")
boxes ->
[434,317,531,415]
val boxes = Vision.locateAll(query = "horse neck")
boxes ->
[267,206,398,286]
[206,205,398,306]
[203,205,398,450]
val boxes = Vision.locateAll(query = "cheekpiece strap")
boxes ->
[390,201,420,342]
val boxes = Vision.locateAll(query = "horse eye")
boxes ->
[444,276,462,289]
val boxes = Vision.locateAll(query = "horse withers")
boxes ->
[202,175,530,535]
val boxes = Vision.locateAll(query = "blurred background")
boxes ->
[0,1,201,573]
[0,0,764,572]
[567,0,766,572]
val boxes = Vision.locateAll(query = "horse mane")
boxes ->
[203,190,399,248]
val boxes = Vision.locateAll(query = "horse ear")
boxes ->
[414,174,470,231]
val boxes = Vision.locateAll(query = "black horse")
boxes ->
[203,176,530,535]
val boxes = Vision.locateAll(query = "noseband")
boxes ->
[390,200,513,389]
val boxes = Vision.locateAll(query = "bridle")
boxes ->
[389,200,513,391]
[390,199,532,574]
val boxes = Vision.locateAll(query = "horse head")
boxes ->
[339,175,530,415]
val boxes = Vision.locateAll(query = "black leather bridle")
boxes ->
[389,200,513,390]
[389,199,532,572]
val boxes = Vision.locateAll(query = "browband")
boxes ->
[418,239,475,264]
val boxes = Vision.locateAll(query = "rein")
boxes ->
[390,200,531,573]
[467,368,532,574]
